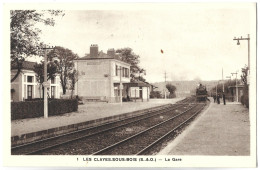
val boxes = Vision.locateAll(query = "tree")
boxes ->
[48,46,78,95]
[68,69,79,98]
[116,48,144,82]
[166,84,177,98]
[34,60,58,98]
[34,60,58,84]
[241,66,248,85]
[241,66,249,108]
[11,10,64,82]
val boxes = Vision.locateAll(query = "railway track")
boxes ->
[12,98,194,155]
[92,103,205,155]
[12,97,205,155]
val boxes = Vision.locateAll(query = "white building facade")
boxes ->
[74,45,151,103]
[11,61,60,102]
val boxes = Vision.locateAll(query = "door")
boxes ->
[139,87,142,99]
[27,85,32,100]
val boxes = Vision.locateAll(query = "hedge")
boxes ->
[241,94,249,108]
[11,99,78,120]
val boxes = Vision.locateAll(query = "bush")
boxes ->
[169,93,176,98]
[241,94,249,108]
[150,91,162,98]
[11,99,78,120]
[241,95,244,105]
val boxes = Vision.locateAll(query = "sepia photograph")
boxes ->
[2,1,257,168]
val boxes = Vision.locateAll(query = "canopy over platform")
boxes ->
[114,80,150,87]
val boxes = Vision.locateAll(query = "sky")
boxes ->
[32,3,256,83]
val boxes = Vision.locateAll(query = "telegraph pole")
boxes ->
[164,71,167,99]
[231,72,238,102]
[119,66,122,106]
[41,45,55,118]
[116,66,123,105]
[222,68,224,93]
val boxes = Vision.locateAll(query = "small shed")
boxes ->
[126,80,150,102]
[228,85,244,102]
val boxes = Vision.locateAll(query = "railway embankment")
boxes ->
[11,98,183,146]
[158,99,250,155]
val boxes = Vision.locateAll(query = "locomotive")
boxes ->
[196,83,208,101]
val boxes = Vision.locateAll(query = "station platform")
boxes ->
[11,98,184,146]
[158,99,250,156]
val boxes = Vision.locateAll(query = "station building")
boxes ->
[11,61,60,102]
[74,45,150,103]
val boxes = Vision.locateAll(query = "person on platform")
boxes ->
[223,93,226,105]
[213,95,216,103]
[217,94,220,104]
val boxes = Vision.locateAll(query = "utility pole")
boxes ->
[231,72,238,102]
[119,66,122,106]
[222,68,224,93]
[164,71,167,99]
[116,66,123,105]
[77,56,79,96]
[41,45,55,118]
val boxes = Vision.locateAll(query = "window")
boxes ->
[51,77,55,84]
[122,67,125,77]
[115,65,118,76]
[126,68,129,77]
[51,86,55,98]
[27,76,33,83]
[122,68,129,78]
[27,85,32,99]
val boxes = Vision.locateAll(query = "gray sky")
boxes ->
[35,3,256,83]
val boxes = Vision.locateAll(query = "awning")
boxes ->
[114,81,150,87]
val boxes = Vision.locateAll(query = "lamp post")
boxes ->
[231,72,238,102]
[233,34,250,75]
[38,45,55,118]
[233,34,250,105]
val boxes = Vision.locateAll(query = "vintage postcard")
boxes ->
[2,2,257,168]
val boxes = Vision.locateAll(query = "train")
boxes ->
[196,83,208,101]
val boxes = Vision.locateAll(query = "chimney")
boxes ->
[90,44,98,58]
[107,48,115,58]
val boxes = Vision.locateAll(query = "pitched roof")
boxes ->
[11,61,36,71]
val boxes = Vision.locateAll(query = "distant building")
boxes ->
[228,85,244,102]
[11,61,60,102]
[74,44,150,102]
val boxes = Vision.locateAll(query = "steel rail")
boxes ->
[12,102,190,155]
[12,104,172,149]
[92,104,199,155]
[136,104,206,155]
